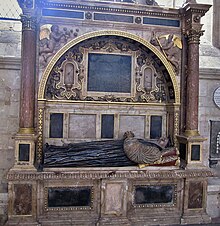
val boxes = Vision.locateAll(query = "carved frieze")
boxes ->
[44,36,174,103]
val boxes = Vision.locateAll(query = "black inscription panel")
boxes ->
[88,53,131,93]
[191,144,200,161]
[101,114,114,138]
[19,144,30,161]
[49,113,63,138]
[150,116,162,139]
[48,187,92,207]
[134,185,174,205]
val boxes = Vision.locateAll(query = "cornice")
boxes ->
[200,68,220,80]
[0,57,21,70]
[38,1,180,19]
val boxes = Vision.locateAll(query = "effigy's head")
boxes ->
[157,137,169,148]
[123,131,135,139]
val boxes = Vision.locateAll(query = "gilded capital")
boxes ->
[21,14,37,31]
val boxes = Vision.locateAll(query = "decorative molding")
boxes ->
[7,169,213,181]
[199,68,220,80]
[0,57,21,70]
[38,2,180,19]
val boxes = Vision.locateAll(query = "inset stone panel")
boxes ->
[69,114,96,139]
[101,114,114,138]
[18,144,30,161]
[191,144,200,161]
[47,187,93,210]
[119,115,145,138]
[188,181,203,209]
[88,53,132,93]
[49,113,63,138]
[13,184,32,215]
[133,185,176,208]
[150,115,162,139]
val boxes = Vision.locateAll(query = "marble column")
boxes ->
[182,3,211,137]
[185,28,203,136]
[19,15,37,134]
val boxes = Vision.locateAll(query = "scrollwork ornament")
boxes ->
[21,14,37,31]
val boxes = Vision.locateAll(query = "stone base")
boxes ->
[181,212,211,225]
[6,220,39,226]
[98,217,130,226]
[6,168,213,226]
[129,214,181,226]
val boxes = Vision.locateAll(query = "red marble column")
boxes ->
[184,27,204,136]
[19,15,37,134]
[182,3,211,137]
[185,37,200,134]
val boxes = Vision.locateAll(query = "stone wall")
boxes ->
[0,21,21,224]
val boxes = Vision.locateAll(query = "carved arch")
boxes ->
[38,30,180,104]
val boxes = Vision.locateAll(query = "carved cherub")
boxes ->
[150,32,182,73]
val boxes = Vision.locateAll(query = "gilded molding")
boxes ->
[37,108,44,164]
[174,112,179,146]
[21,14,37,31]
[18,127,35,134]
[38,30,180,104]
[184,130,200,137]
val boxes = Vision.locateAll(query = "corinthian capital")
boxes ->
[185,25,204,44]
[21,14,37,31]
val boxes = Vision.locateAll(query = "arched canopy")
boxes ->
[38,30,180,104]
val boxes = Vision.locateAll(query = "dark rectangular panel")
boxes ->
[49,113,63,138]
[210,121,220,158]
[191,144,200,161]
[14,184,32,215]
[134,185,174,204]
[88,53,132,93]
[188,181,203,209]
[150,115,162,139]
[94,13,133,23]
[143,17,180,27]
[19,144,30,161]
[179,143,186,161]
[48,187,92,207]
[101,114,114,138]
[42,9,84,19]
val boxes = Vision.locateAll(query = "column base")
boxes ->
[177,134,207,167]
